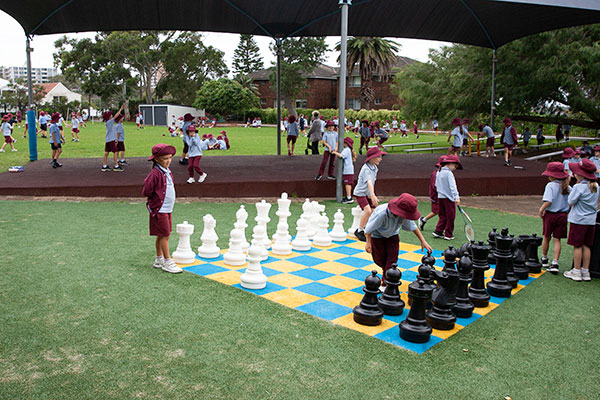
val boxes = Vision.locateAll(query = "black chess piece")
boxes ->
[487,227,499,265]
[525,233,543,274]
[442,246,458,272]
[469,240,492,307]
[513,235,530,280]
[353,270,384,326]
[458,242,473,259]
[453,252,475,318]
[506,234,519,288]
[427,266,459,330]
[414,253,437,309]
[378,264,405,315]
[400,280,434,343]
[486,228,514,298]
[421,251,437,270]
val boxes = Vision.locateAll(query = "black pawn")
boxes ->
[525,233,543,274]
[442,245,458,272]
[506,234,519,288]
[469,240,491,307]
[513,235,530,280]
[353,270,384,326]
[458,241,473,259]
[486,228,513,298]
[453,252,474,318]
[414,254,437,309]
[487,227,499,265]
[427,268,459,330]
[400,280,434,343]
[378,264,405,315]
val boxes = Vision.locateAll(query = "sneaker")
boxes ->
[186,177,195,184]
[541,256,549,268]
[315,174,322,181]
[12,149,18,152]
[354,229,366,242]
[113,165,124,172]
[162,259,183,274]
[51,160,58,169]
[342,197,354,204]
[547,263,559,275]
[419,217,427,231]
[153,258,164,269]
[563,268,582,282]
[444,235,455,241]
[198,172,208,183]
[55,161,63,167]
[119,160,128,165]
[432,231,444,239]
[359,149,362,155]
[327,175,336,180]
[581,269,591,281]
[0,149,4,152]
[504,161,510,167]
[76,139,80,142]
[101,165,112,172]
[71,138,76,142]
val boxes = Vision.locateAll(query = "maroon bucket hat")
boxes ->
[148,143,176,161]
[541,162,569,180]
[388,193,421,221]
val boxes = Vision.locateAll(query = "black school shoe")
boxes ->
[113,165,124,172]
[101,165,112,172]
[354,229,366,242]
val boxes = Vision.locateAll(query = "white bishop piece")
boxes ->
[271,221,293,255]
[197,214,220,259]
[255,200,272,249]
[291,218,312,251]
[223,228,247,266]
[312,213,332,247]
[235,205,250,252]
[330,209,347,242]
[172,221,196,264]
[251,224,269,261]
[272,192,292,242]
[240,245,267,290]
[348,206,364,238]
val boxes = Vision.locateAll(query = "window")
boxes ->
[348,98,361,110]
[260,98,267,105]
[374,98,382,105]
[348,76,361,87]
[295,99,307,109]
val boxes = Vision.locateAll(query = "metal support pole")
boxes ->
[276,39,282,156]
[26,35,37,161]
[336,0,351,202]
[490,49,497,131]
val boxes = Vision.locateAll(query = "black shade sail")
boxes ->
[1,0,599,48]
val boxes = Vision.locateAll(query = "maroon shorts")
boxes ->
[451,146,460,152]
[370,234,400,284]
[72,128,79,133]
[117,142,125,151]
[287,135,297,144]
[504,144,514,151]
[343,174,354,185]
[542,211,568,239]
[4,136,13,143]
[50,143,61,150]
[462,138,468,145]
[431,200,439,214]
[486,137,495,147]
[150,212,172,237]
[105,141,118,153]
[356,195,374,210]
[183,143,189,154]
[378,137,388,145]
[59,126,63,131]
[567,222,595,248]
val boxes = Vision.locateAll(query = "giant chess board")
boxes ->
[178,237,545,353]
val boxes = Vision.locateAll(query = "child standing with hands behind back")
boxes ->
[353,147,386,241]
[433,155,462,241]
[142,143,182,274]
[332,137,356,204]
[315,120,338,180]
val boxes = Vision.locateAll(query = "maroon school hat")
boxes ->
[148,143,176,161]
[478,124,484,130]
[569,160,598,181]
[503,117,512,125]
[183,113,193,122]
[344,137,354,147]
[217,135,223,140]
[102,111,113,122]
[51,112,60,123]
[440,154,463,169]
[388,193,421,220]
[208,133,214,138]
[220,130,227,135]
[593,145,600,152]
[541,162,569,180]
[452,117,461,126]
[462,118,470,125]
[1,114,9,121]
[114,113,124,123]
[325,119,335,127]
[187,124,197,132]
[365,147,386,162]
[435,155,445,168]
[202,134,208,139]
[562,147,575,159]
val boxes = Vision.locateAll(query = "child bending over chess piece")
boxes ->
[365,194,432,286]
[142,143,182,274]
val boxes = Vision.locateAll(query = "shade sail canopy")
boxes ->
[2,0,600,48]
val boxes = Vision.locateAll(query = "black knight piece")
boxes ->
[525,233,543,274]
[353,270,384,326]
[469,241,492,307]
[514,235,530,280]
[487,227,499,265]
[427,266,459,330]
[452,252,475,318]
[378,264,405,315]
[486,228,514,298]
[400,280,434,343]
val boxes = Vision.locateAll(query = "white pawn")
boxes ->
[272,221,293,255]
[251,224,269,261]
[292,218,312,251]
[313,213,332,247]
[255,200,272,249]
[330,209,347,242]
[240,245,267,290]
[172,221,196,264]
[307,201,320,239]
[235,205,250,252]
[197,214,220,259]
[348,206,364,238]
[300,198,311,221]
[224,228,247,266]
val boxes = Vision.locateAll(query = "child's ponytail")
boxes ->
[351,146,356,162]
[560,178,570,195]
[588,180,598,194]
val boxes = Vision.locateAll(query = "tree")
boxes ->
[193,78,259,117]
[337,37,400,110]
[0,78,43,112]
[232,34,264,76]
[268,37,328,116]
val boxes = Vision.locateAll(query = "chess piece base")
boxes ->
[353,307,383,326]
[399,320,432,343]
[452,302,474,318]
[378,298,405,316]
[426,308,456,330]
[468,290,490,308]
[486,281,512,298]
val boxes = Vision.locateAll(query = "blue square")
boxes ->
[455,311,483,326]
[295,282,344,298]
[343,269,378,282]
[328,246,363,256]
[257,266,283,277]
[232,281,286,295]
[396,259,420,270]
[291,247,323,255]
[288,255,328,267]
[400,270,418,282]
[330,238,353,245]
[381,308,409,324]
[397,250,407,255]
[196,253,224,262]
[517,276,535,285]
[413,248,444,259]
[351,285,366,295]
[183,263,227,276]
[291,268,334,281]
[488,294,509,304]
[296,299,351,321]
[262,255,280,264]
[336,256,374,268]
[375,326,443,354]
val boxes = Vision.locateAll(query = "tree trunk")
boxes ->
[144,71,153,104]
[511,115,600,130]
[283,94,297,119]
[122,82,130,121]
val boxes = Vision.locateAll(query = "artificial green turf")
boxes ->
[1,200,598,399]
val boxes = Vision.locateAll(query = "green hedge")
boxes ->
[234,108,409,124]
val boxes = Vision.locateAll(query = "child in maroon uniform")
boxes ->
[142,143,182,274]
[419,156,444,231]
[433,155,462,240]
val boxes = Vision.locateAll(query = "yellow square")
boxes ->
[431,324,464,339]
[319,276,364,291]
[267,250,296,259]
[312,243,337,250]
[471,301,498,316]
[269,273,313,288]
[345,241,367,250]
[211,260,247,269]
[262,288,320,308]
[399,243,422,252]
[530,270,545,279]
[265,260,306,273]
[313,262,356,275]
[398,252,426,263]
[332,313,397,336]
[309,250,347,261]
[512,284,525,294]
[352,251,374,261]
[360,264,382,273]
[325,291,364,308]
[205,270,241,285]
[176,259,203,267]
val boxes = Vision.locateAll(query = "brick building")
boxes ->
[249,56,417,110]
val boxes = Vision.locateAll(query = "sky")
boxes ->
[0,9,447,74]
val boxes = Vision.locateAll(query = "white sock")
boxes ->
[552,259,558,264]
[156,256,164,262]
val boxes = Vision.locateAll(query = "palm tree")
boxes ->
[337,37,400,110]
[234,73,260,98]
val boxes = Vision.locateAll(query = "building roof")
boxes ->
[37,82,59,97]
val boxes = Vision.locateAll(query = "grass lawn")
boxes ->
[1,199,598,399]
[0,122,584,172]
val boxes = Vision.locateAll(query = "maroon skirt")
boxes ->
[149,213,172,237]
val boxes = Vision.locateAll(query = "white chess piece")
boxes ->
[300,198,311,221]
[251,224,269,261]
[272,221,293,255]
[224,228,247,266]
[330,209,347,242]
[235,205,250,252]
[272,192,292,242]
[255,200,272,249]
[197,214,220,259]
[291,218,312,251]
[172,221,196,264]
[307,201,320,239]
[240,244,267,290]
[348,206,364,238]
[313,213,332,247]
